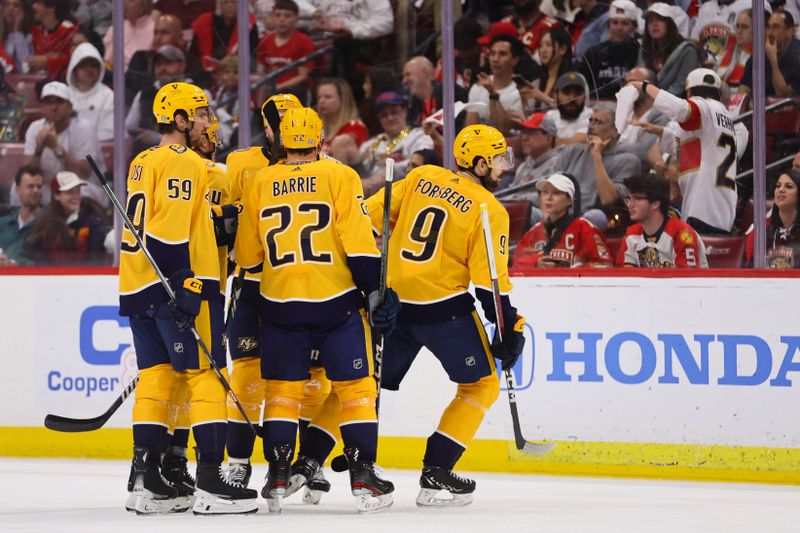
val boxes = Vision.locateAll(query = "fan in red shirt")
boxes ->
[502,0,560,54]
[191,0,257,71]
[255,0,315,100]
[514,173,612,269]
[28,0,76,79]
[315,77,369,166]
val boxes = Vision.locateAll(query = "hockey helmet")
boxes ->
[686,68,721,90]
[261,93,303,128]
[204,112,222,147]
[153,82,208,125]
[453,124,513,171]
[280,107,323,149]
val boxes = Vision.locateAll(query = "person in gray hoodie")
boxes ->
[66,42,113,141]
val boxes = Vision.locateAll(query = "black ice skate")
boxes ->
[226,458,253,487]
[416,465,476,507]
[161,446,195,512]
[192,450,258,516]
[344,446,394,513]
[125,446,178,515]
[261,443,293,513]
[287,455,331,504]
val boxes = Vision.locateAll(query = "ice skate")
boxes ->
[161,446,194,512]
[125,446,178,515]
[416,465,475,507]
[286,455,330,504]
[192,459,258,515]
[261,443,292,513]
[344,446,394,514]
[226,458,252,487]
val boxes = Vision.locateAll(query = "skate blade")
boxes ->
[286,474,308,498]
[192,490,259,515]
[355,492,393,514]
[302,487,324,505]
[266,495,283,514]
[124,492,176,515]
[171,495,194,513]
[416,488,473,507]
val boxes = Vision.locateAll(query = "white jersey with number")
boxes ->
[673,97,739,232]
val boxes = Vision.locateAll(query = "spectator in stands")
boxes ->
[21,81,106,206]
[618,173,708,268]
[549,102,641,221]
[690,0,766,41]
[126,43,194,155]
[723,9,754,91]
[741,10,800,98]
[361,62,400,135]
[541,0,579,23]
[476,21,541,85]
[616,67,670,169]
[125,14,205,107]
[357,91,433,195]
[23,170,110,265]
[513,173,612,269]
[573,0,611,57]
[545,72,592,145]
[526,26,572,110]
[639,3,701,96]
[66,43,113,141]
[509,111,561,192]
[0,40,12,72]
[102,0,155,71]
[502,0,559,54]
[407,148,440,171]
[0,164,43,266]
[255,0,314,104]
[0,67,23,140]
[575,0,641,100]
[27,0,77,79]
[403,55,467,128]
[152,0,214,29]
[465,35,524,134]
[745,171,800,268]
[1,0,34,72]
[75,0,112,39]
[446,15,483,90]
[191,0,258,72]
[315,77,369,165]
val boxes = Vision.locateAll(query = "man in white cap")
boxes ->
[20,81,106,207]
[575,0,641,100]
[630,67,748,234]
[513,173,612,269]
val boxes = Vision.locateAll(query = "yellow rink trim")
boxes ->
[2,427,799,485]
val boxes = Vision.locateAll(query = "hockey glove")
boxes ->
[211,203,240,247]
[167,269,203,331]
[368,287,400,337]
[491,315,526,371]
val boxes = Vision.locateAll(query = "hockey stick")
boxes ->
[44,374,139,432]
[331,158,394,473]
[479,203,555,456]
[84,154,258,436]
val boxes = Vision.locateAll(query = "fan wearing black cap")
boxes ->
[745,170,800,268]
[631,67,748,235]
[513,173,612,269]
[545,71,593,146]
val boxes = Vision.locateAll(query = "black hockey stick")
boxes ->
[44,374,139,432]
[84,154,257,436]
[479,203,555,456]
[331,159,395,473]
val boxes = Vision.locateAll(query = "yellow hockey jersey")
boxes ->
[205,159,232,291]
[236,157,380,324]
[119,144,221,316]
[366,164,513,323]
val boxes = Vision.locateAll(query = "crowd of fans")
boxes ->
[0,0,799,269]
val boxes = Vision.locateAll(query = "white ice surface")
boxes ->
[0,458,797,533]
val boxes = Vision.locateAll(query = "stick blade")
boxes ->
[518,441,556,456]
[44,414,106,433]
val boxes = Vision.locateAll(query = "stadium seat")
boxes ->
[700,235,746,268]
[765,97,800,160]
[5,73,45,112]
[605,236,624,263]
[501,199,531,244]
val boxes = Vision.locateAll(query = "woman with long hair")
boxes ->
[529,26,573,109]
[745,171,800,269]
[639,2,701,96]
[0,0,34,72]
[315,77,369,165]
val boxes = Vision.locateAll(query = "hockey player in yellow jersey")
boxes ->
[236,106,399,513]
[364,124,526,506]
[120,81,257,515]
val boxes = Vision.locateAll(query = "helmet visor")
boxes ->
[492,148,514,171]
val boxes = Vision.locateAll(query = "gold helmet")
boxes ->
[453,125,511,170]
[280,107,323,149]
[261,93,302,127]
[153,82,208,125]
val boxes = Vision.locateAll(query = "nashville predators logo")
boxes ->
[237,336,259,352]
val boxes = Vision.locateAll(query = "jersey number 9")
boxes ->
[121,192,146,253]
[401,206,447,263]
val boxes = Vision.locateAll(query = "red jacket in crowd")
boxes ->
[31,20,77,79]
[514,215,612,269]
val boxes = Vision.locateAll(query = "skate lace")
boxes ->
[449,471,471,485]
[222,465,246,488]
[370,463,388,481]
